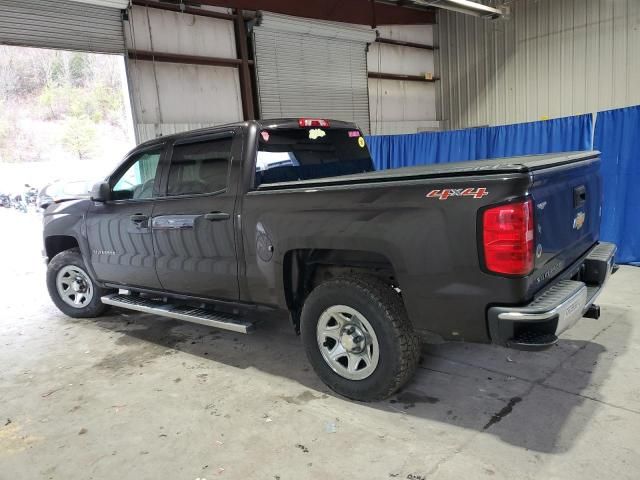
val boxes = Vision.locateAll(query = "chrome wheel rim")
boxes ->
[316,305,380,381]
[56,265,94,308]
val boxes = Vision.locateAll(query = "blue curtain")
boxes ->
[366,114,593,170]
[594,105,640,265]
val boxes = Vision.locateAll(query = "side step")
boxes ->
[101,293,255,334]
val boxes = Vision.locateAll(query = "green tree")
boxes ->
[94,83,124,125]
[62,117,96,160]
[39,85,64,119]
[69,53,90,86]
[69,88,100,121]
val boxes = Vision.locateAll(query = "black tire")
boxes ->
[46,248,112,318]
[300,275,420,402]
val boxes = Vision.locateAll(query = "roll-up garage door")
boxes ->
[0,0,126,54]
[253,13,376,133]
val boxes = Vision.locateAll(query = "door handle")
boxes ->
[203,212,230,222]
[130,213,149,224]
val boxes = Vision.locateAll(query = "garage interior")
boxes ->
[1,0,639,479]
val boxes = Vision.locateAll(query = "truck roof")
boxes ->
[136,118,358,148]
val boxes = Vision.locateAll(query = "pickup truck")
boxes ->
[43,118,617,401]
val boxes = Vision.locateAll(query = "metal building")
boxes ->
[2,0,639,138]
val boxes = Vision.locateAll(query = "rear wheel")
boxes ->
[46,248,112,318]
[300,275,420,401]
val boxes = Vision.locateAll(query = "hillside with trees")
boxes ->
[0,45,134,188]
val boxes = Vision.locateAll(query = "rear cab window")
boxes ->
[255,126,374,187]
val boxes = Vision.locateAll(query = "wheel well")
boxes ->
[283,249,397,327]
[45,235,79,260]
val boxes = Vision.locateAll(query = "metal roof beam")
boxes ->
[188,0,436,25]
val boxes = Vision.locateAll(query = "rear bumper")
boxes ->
[488,242,617,350]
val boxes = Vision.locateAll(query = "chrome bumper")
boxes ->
[488,242,617,349]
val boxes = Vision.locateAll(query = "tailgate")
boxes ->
[529,155,601,291]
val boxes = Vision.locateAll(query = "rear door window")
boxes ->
[167,137,232,196]
[255,128,374,187]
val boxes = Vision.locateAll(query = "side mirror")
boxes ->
[90,181,110,202]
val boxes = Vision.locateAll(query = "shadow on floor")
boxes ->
[77,305,629,454]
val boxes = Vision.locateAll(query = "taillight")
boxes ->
[298,118,330,127]
[482,198,534,276]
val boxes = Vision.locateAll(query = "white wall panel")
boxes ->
[127,61,243,142]
[376,25,434,45]
[135,123,219,143]
[124,5,242,143]
[367,25,439,135]
[124,7,236,58]
[369,79,437,134]
[438,0,640,129]
[368,43,435,77]
[127,62,242,123]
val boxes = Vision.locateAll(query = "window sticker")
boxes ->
[358,137,366,148]
[261,130,270,142]
[348,130,361,138]
[309,128,326,140]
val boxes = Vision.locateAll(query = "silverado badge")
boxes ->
[573,211,586,230]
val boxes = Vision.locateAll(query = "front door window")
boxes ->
[112,150,161,200]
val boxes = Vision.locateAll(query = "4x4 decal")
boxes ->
[426,187,489,200]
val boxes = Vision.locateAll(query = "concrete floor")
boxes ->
[1,208,639,480]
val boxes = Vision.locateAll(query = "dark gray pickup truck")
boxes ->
[43,118,616,401]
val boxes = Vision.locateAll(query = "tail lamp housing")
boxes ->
[482,198,535,276]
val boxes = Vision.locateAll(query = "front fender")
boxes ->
[43,200,101,284]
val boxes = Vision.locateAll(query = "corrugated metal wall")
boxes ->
[0,0,125,54]
[438,0,640,129]
[253,13,375,133]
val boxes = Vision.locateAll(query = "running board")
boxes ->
[101,293,255,334]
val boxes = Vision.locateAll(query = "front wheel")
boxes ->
[300,275,420,402]
[46,248,112,318]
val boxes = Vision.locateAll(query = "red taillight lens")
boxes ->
[298,118,330,127]
[482,198,535,276]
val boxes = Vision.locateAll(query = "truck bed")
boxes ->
[257,151,599,190]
